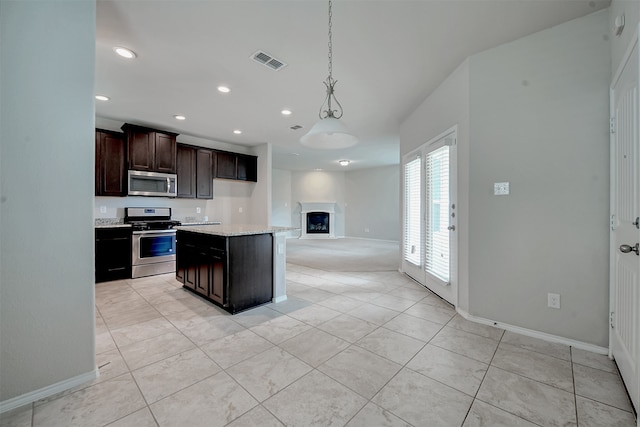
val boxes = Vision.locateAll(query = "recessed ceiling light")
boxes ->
[233,129,242,135]
[281,109,292,116]
[113,46,136,59]
[339,159,350,166]
[174,115,186,121]
[218,86,230,93]
[289,152,300,156]
[95,95,110,101]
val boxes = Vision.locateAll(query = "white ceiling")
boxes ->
[95,0,610,172]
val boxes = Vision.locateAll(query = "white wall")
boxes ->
[467,10,610,346]
[345,166,400,241]
[400,60,471,311]
[290,171,346,238]
[0,0,96,403]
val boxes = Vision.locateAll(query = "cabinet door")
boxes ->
[177,145,196,198]
[99,132,127,196]
[196,149,213,199]
[194,250,209,296]
[127,130,155,171]
[209,254,224,304]
[215,151,237,180]
[154,132,177,173]
[95,228,132,282]
[101,133,126,195]
[237,154,257,182]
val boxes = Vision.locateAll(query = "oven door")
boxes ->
[132,229,176,265]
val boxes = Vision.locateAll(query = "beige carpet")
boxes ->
[286,238,400,272]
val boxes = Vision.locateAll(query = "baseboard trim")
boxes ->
[456,308,609,355]
[272,295,288,303]
[0,368,99,414]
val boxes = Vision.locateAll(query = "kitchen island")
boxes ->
[175,224,292,314]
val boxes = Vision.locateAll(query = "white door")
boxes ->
[402,128,457,305]
[610,32,639,414]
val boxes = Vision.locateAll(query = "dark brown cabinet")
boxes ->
[122,123,178,174]
[176,230,272,313]
[177,145,196,198]
[215,151,237,180]
[95,129,126,196]
[214,151,257,182]
[196,149,213,198]
[176,144,213,199]
[95,227,132,282]
[237,154,257,182]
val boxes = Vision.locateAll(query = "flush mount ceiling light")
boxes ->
[217,86,230,93]
[300,0,357,150]
[174,115,186,121]
[233,129,242,135]
[113,46,136,59]
[338,159,350,166]
[95,95,110,101]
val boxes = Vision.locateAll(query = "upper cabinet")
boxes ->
[177,144,213,199]
[237,154,257,182]
[196,148,214,198]
[95,129,126,196]
[215,151,257,182]
[122,123,177,174]
[215,151,237,180]
[177,144,196,198]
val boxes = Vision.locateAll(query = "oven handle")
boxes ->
[133,229,177,235]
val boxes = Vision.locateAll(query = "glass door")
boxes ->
[401,128,457,305]
[425,144,450,285]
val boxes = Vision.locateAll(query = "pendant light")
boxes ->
[300,0,358,149]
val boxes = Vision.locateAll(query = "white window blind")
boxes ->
[403,157,422,266]
[425,146,449,282]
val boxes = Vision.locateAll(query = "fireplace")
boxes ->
[299,202,337,239]
[306,212,330,234]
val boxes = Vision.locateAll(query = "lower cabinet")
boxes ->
[95,227,132,283]
[176,230,272,313]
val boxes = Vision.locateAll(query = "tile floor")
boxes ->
[1,264,637,426]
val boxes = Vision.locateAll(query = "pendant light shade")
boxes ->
[300,0,357,149]
[300,117,358,149]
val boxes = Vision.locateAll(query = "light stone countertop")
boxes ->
[175,224,296,237]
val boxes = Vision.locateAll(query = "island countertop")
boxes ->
[175,224,295,237]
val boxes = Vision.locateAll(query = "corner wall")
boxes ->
[1,0,97,402]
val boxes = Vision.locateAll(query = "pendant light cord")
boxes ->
[328,0,333,80]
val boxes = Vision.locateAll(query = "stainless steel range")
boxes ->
[124,207,181,278]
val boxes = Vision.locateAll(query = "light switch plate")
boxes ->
[494,182,510,196]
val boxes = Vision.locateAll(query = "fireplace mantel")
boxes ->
[299,201,337,239]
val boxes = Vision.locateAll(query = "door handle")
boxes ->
[619,243,639,255]
[447,225,455,231]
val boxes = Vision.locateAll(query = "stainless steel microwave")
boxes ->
[128,170,177,197]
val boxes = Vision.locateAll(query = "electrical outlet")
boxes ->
[196,207,201,214]
[239,207,243,213]
[364,228,370,233]
[99,206,107,214]
[494,182,510,196]
[547,293,560,309]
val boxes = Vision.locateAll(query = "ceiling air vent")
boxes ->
[251,50,287,71]
[289,125,303,130]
